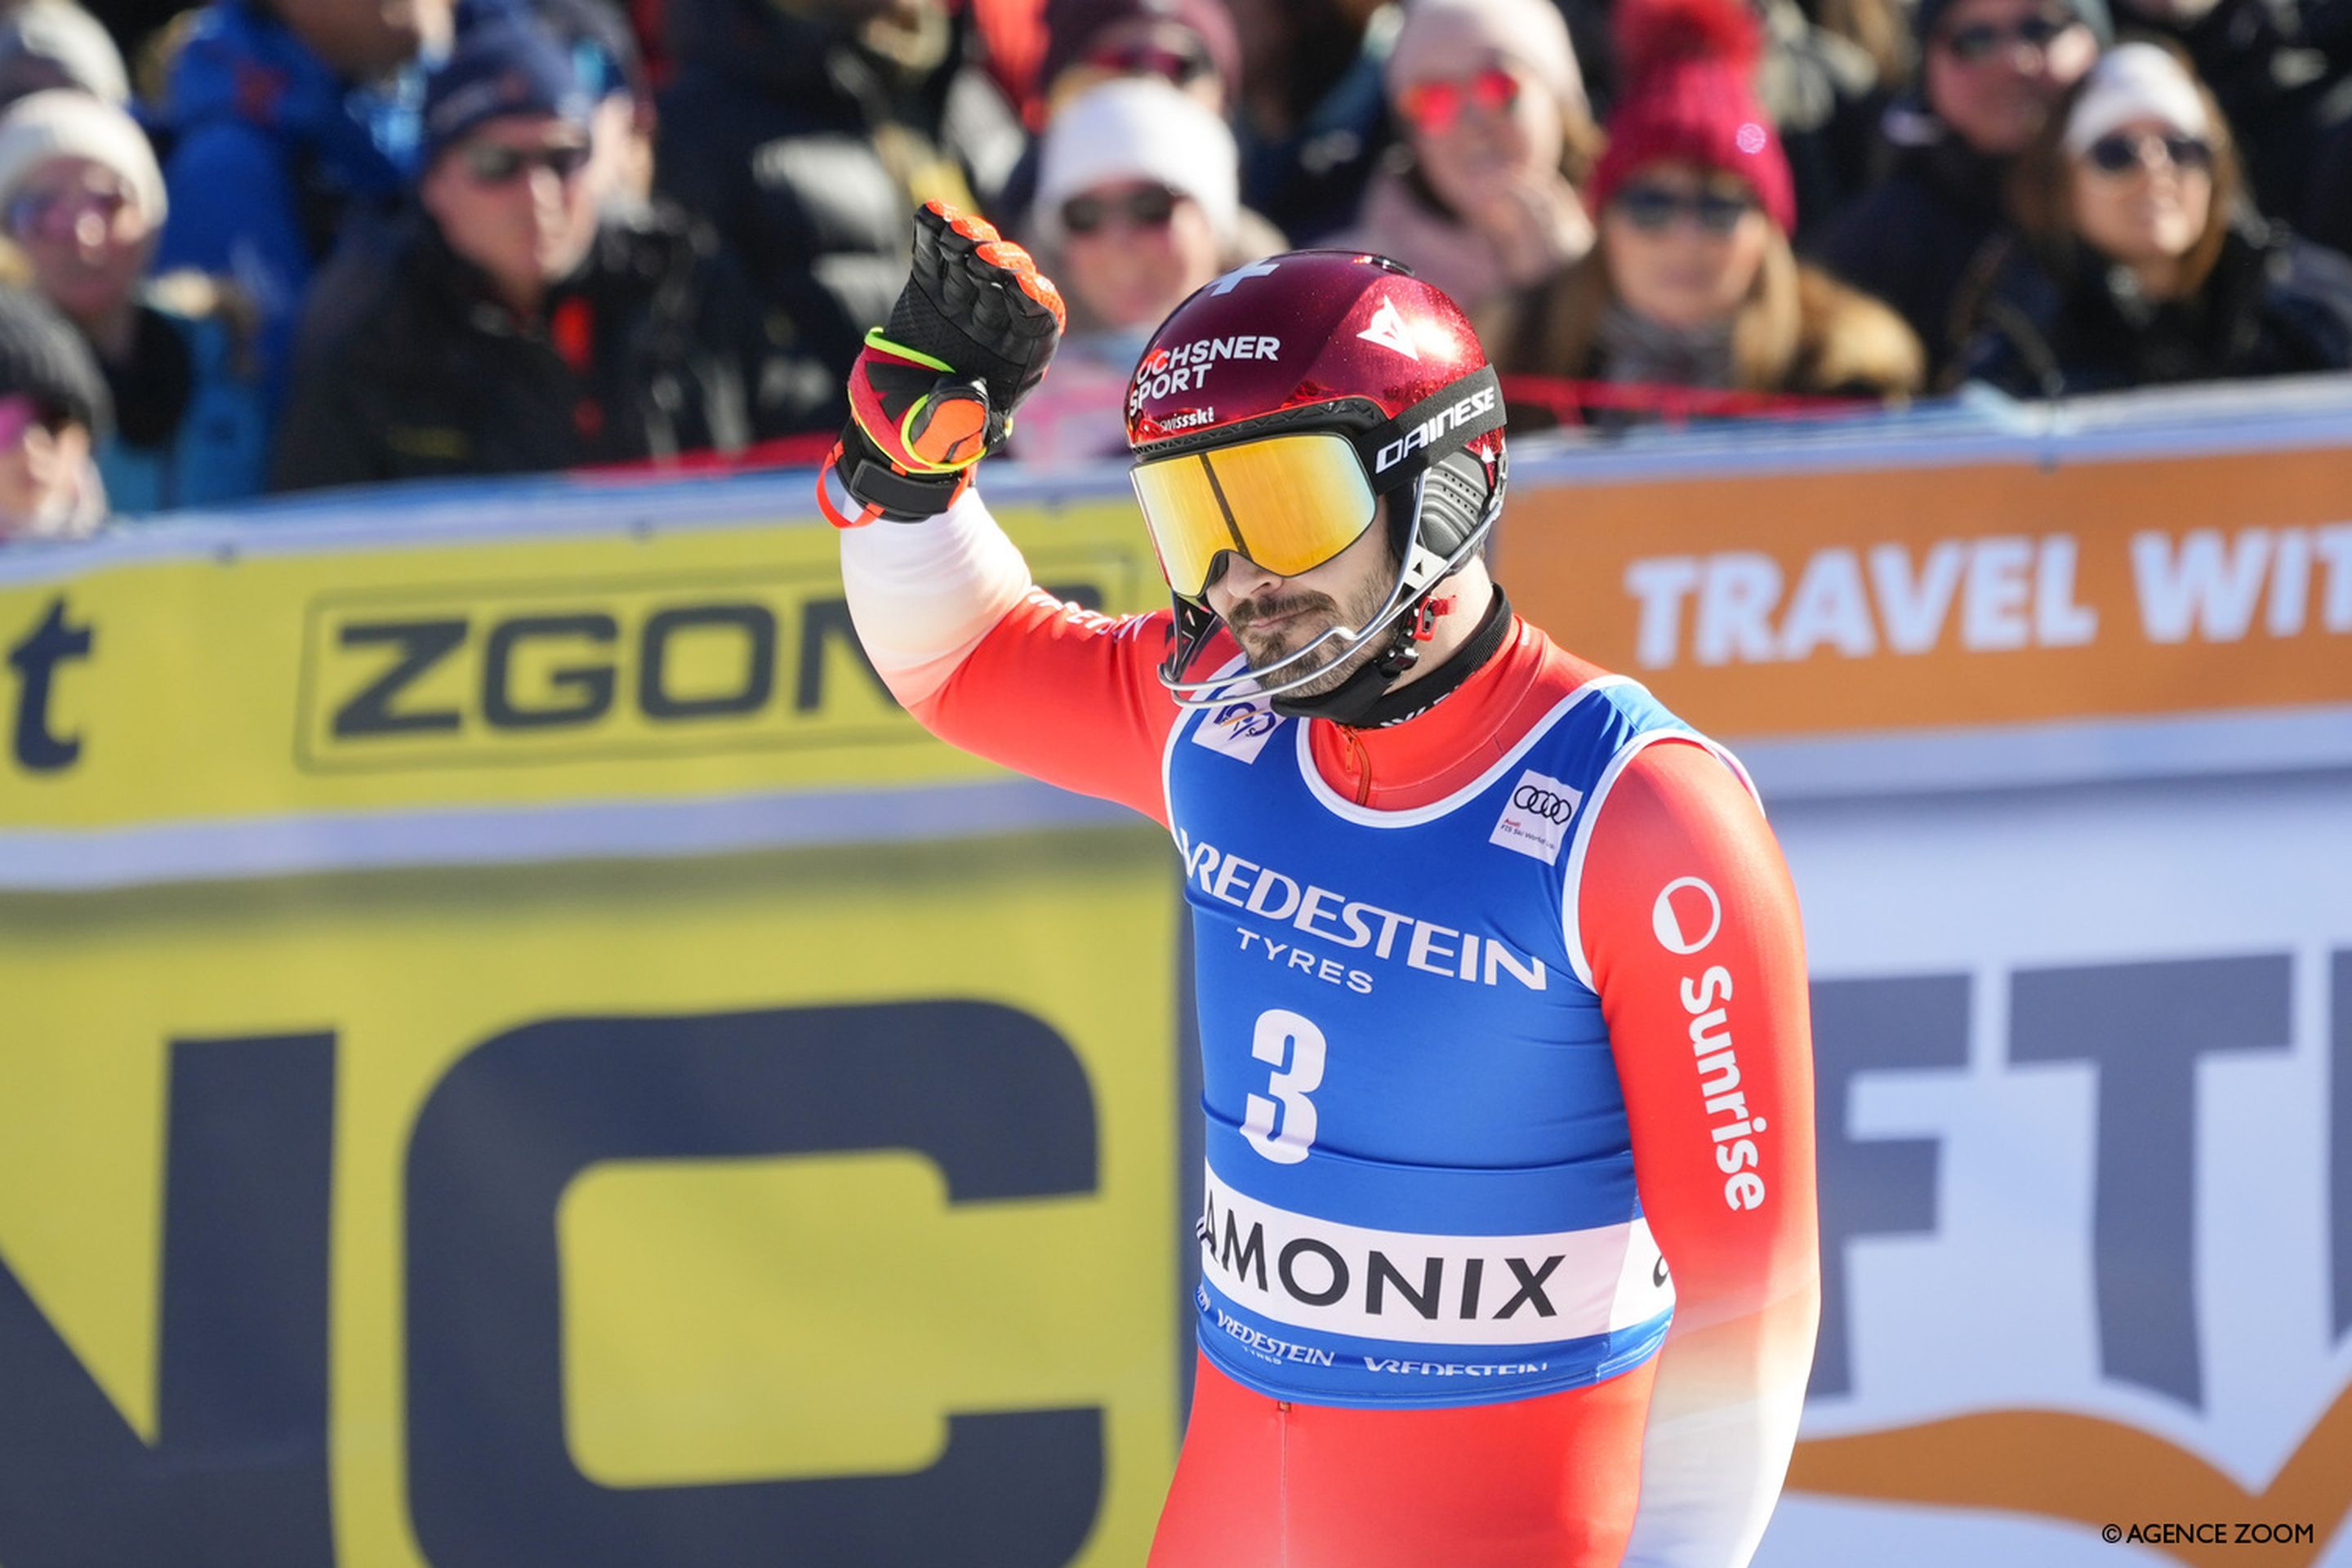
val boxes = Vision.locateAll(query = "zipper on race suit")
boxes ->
[1334,725,1373,806]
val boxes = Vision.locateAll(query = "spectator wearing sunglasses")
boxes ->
[0,90,271,514]
[1812,0,2105,376]
[1037,0,1237,117]
[2106,0,2341,229]
[1495,0,1922,425]
[987,0,1239,247]
[271,16,762,491]
[1012,74,1265,464]
[289,0,664,378]
[1952,41,2352,395]
[1331,0,1600,333]
[0,283,109,541]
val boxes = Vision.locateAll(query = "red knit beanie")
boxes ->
[1587,0,1797,235]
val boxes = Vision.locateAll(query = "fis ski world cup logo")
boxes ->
[1195,698,1285,764]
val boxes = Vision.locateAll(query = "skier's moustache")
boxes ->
[1227,592,1341,639]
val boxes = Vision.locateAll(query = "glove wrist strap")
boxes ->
[847,452,967,519]
[822,425,969,527]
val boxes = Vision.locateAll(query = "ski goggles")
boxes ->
[1130,430,1380,599]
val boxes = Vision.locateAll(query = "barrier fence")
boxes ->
[1,380,2347,1565]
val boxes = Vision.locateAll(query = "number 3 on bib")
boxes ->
[1241,1008,1325,1164]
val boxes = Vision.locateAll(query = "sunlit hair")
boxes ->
[1817,0,1914,92]
[2007,37,2240,296]
[1524,211,1922,394]
[1559,111,1606,192]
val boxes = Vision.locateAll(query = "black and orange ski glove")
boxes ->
[818,201,1067,527]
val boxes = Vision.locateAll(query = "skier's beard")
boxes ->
[1222,545,1401,698]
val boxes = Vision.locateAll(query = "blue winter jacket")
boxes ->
[96,292,273,517]
[150,0,431,403]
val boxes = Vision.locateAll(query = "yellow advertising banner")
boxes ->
[7,421,2349,1566]
[0,494,1152,830]
[1495,444,2352,737]
[0,488,1192,1563]
[0,826,1186,1566]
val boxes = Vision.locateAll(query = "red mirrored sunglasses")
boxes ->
[1396,66,1520,133]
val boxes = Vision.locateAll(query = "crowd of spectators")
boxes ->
[0,0,2345,539]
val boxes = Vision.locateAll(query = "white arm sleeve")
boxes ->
[836,486,1036,709]
[1621,1375,1809,1566]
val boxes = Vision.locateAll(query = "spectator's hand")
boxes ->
[820,203,1067,526]
[1463,169,1595,288]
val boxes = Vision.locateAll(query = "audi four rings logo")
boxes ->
[1512,783,1576,824]
[1489,768,1580,864]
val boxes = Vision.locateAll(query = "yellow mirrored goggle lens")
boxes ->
[1131,432,1379,599]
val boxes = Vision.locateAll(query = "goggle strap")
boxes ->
[1356,366,1507,492]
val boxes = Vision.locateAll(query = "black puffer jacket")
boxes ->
[1952,219,2352,397]
[1811,107,2016,376]
[654,0,1024,435]
[269,207,757,492]
[1758,0,1893,245]
[2305,120,2352,258]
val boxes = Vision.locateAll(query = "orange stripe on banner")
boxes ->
[1497,447,2352,737]
[1786,1378,2352,1565]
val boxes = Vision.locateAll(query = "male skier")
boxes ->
[820,203,1820,1567]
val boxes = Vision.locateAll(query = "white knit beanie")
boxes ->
[0,89,166,230]
[1034,77,1240,247]
[1388,0,1587,122]
[0,0,130,105]
[2064,42,2210,154]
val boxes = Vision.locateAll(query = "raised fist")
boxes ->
[820,203,1067,527]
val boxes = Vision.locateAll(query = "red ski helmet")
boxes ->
[1123,250,1508,710]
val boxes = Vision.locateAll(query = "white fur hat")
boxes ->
[0,0,130,105]
[1034,77,1239,246]
[1388,0,1587,122]
[0,89,166,230]
[2065,42,2211,155]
